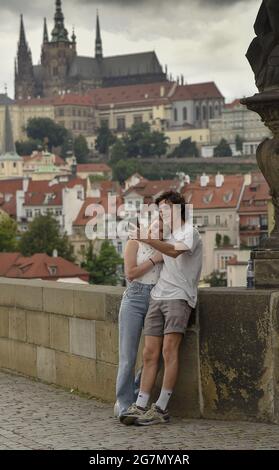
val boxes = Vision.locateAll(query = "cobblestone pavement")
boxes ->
[0,371,278,450]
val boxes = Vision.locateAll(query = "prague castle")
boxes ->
[15,0,166,99]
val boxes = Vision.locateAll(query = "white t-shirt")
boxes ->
[151,225,203,308]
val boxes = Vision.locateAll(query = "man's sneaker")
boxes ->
[135,403,170,426]
[119,403,147,426]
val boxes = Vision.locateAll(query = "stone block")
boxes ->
[27,312,50,347]
[50,315,69,352]
[95,321,118,364]
[43,285,74,316]
[95,361,118,402]
[55,351,96,395]
[37,347,56,383]
[199,288,276,423]
[73,289,106,321]
[15,285,43,311]
[0,306,9,338]
[69,318,96,359]
[0,338,10,369]
[9,308,26,342]
[9,340,37,377]
[105,293,122,323]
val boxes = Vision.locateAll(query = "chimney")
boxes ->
[200,173,209,187]
[215,172,224,188]
[160,86,165,98]
[52,249,58,258]
[23,176,29,192]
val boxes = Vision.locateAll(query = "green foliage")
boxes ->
[15,139,41,156]
[95,123,117,156]
[111,139,128,163]
[213,139,233,157]
[124,122,168,158]
[204,270,227,287]
[82,241,123,285]
[0,216,18,252]
[74,135,89,163]
[223,235,231,247]
[170,138,199,158]
[215,233,222,248]
[26,117,69,151]
[112,159,142,184]
[19,214,75,262]
[235,134,244,153]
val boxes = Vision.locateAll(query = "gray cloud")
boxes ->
[0,0,261,100]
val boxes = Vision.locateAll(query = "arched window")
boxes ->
[203,105,207,120]
[196,106,200,121]
[174,108,178,122]
[183,107,187,121]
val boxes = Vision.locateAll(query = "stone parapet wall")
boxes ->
[0,278,278,423]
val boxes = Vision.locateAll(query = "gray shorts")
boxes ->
[144,298,192,336]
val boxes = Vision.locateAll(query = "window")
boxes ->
[100,119,109,127]
[203,106,207,120]
[73,108,76,116]
[220,256,232,270]
[48,265,57,276]
[183,107,187,121]
[204,216,209,226]
[13,162,17,168]
[134,115,143,125]
[117,241,122,254]
[196,106,200,121]
[209,106,213,119]
[174,109,178,122]
[58,108,64,117]
[216,215,221,225]
[117,118,126,131]
[26,209,33,218]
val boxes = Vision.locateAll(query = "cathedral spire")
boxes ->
[19,14,27,49]
[95,11,103,60]
[43,18,49,43]
[52,0,69,42]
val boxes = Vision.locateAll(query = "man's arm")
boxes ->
[144,238,187,259]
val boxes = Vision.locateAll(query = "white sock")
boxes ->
[136,391,150,409]
[156,389,173,411]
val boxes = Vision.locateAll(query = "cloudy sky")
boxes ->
[0,0,262,101]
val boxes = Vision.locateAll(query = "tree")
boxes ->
[112,159,142,184]
[204,270,227,287]
[124,122,168,158]
[74,135,89,163]
[19,214,75,262]
[95,123,117,156]
[235,134,244,154]
[213,139,232,157]
[0,216,18,252]
[170,138,199,158]
[111,139,128,163]
[215,233,222,248]
[82,241,123,285]
[15,139,40,156]
[26,118,69,151]
[223,235,231,247]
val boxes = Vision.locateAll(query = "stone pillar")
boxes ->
[241,1,279,287]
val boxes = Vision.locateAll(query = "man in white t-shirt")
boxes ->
[120,191,203,426]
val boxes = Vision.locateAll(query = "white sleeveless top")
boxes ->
[135,241,162,285]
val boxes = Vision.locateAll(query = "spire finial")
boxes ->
[95,10,103,59]
[43,18,49,43]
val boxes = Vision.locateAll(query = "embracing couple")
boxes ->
[115,190,203,426]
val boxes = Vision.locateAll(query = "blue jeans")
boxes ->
[116,281,154,417]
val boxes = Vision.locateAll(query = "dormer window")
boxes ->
[48,265,57,276]
[223,191,233,203]
[203,193,213,204]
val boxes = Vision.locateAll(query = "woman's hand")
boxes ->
[151,252,164,264]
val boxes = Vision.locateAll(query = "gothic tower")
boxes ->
[15,15,35,99]
[95,12,103,60]
[41,0,77,97]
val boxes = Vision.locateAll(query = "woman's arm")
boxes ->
[124,240,160,281]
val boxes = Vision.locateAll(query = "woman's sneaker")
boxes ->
[119,403,147,425]
[135,403,170,426]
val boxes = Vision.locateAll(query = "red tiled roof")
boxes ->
[77,163,112,173]
[0,252,89,280]
[73,195,124,226]
[238,173,270,214]
[225,99,241,109]
[182,175,244,209]
[15,97,55,106]
[0,179,24,217]
[53,94,93,107]
[171,82,224,101]
[23,178,86,207]
[125,179,181,201]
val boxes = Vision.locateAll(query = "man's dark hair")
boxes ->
[155,190,186,221]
